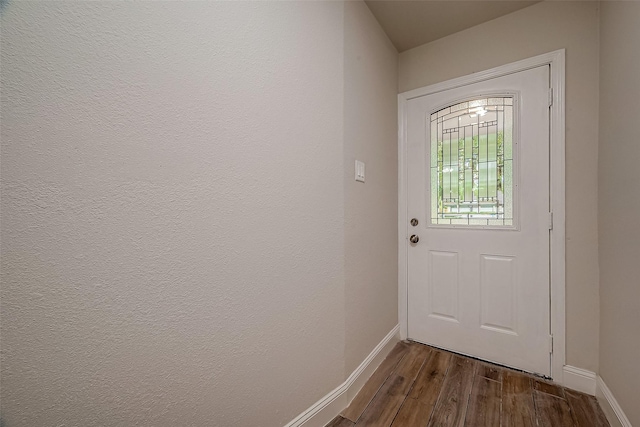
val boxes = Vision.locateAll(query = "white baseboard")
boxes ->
[562,365,596,395]
[283,324,400,427]
[596,376,632,427]
[344,326,400,405]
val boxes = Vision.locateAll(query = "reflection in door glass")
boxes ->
[430,97,514,226]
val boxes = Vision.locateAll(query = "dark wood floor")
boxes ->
[328,341,609,427]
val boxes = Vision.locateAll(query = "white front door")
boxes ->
[406,65,551,376]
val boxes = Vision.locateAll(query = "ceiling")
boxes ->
[364,1,541,52]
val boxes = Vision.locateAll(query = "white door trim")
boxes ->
[398,50,566,382]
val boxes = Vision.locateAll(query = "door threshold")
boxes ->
[404,338,553,381]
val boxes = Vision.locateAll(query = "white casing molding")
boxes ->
[283,325,400,427]
[398,50,566,382]
[596,376,632,427]
[562,365,596,395]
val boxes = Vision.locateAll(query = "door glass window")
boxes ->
[430,97,514,227]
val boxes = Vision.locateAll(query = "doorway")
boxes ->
[398,51,566,379]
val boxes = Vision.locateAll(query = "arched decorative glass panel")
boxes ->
[430,96,515,227]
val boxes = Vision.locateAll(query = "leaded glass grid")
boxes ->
[430,96,515,227]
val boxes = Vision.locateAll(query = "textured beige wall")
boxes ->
[598,2,640,425]
[1,2,348,426]
[343,1,399,375]
[398,1,600,372]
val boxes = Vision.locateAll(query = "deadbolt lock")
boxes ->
[410,218,418,226]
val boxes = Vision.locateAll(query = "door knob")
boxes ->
[410,235,419,244]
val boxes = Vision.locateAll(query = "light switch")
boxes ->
[355,160,365,183]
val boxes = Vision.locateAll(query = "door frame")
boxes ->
[398,50,566,382]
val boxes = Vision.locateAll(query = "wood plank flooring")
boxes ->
[330,341,609,427]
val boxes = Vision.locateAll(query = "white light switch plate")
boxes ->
[355,160,365,182]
